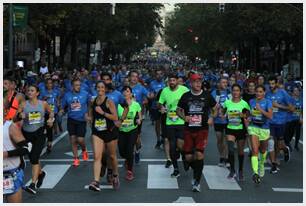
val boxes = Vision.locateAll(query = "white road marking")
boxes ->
[41,131,68,156]
[203,165,241,190]
[84,185,113,189]
[147,164,178,189]
[173,197,195,203]
[26,164,71,188]
[272,188,303,192]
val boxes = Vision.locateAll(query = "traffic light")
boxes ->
[219,3,225,13]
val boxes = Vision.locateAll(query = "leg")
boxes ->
[6,189,22,203]
[69,135,79,159]
[227,135,236,173]
[237,139,246,173]
[250,135,260,174]
[127,130,138,171]
[106,140,119,176]
[92,135,104,182]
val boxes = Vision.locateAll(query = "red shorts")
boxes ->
[183,129,208,154]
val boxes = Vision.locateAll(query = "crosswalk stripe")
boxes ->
[272,188,303,192]
[26,164,71,188]
[203,165,241,190]
[147,164,178,189]
[84,185,113,189]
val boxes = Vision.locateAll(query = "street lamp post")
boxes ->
[9,3,13,70]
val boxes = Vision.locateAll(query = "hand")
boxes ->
[256,103,263,113]
[20,112,26,119]
[208,117,214,126]
[114,120,122,128]
[184,116,191,123]
[47,118,54,127]
[85,114,92,124]
[136,119,142,125]
[160,106,167,114]
[272,101,280,108]
[95,106,104,115]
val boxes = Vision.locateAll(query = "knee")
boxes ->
[195,151,204,160]
[268,138,274,152]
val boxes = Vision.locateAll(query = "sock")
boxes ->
[194,160,204,182]
[259,151,267,166]
[251,155,258,174]
[228,153,235,172]
[238,154,244,172]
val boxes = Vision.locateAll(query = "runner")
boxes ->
[148,69,166,149]
[211,78,231,167]
[222,84,250,180]
[266,76,292,173]
[3,93,29,202]
[39,78,61,153]
[117,86,142,181]
[21,85,54,194]
[158,73,189,178]
[60,78,91,167]
[247,85,273,184]
[284,86,303,151]
[177,73,217,192]
[88,81,120,191]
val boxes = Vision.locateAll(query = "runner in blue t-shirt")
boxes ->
[284,86,303,151]
[266,76,293,174]
[148,69,166,149]
[60,78,91,167]
[211,77,231,167]
[40,78,60,153]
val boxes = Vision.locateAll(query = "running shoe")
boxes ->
[227,170,236,179]
[252,173,261,184]
[36,170,47,188]
[107,170,113,184]
[171,170,180,178]
[165,159,172,168]
[270,164,278,174]
[89,181,101,192]
[218,158,225,167]
[112,175,120,190]
[73,158,80,167]
[192,181,201,192]
[284,146,290,162]
[125,170,134,181]
[82,150,89,161]
[135,152,140,164]
[24,183,37,195]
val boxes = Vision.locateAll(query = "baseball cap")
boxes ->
[190,73,202,81]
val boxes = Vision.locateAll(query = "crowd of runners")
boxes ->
[3,61,303,202]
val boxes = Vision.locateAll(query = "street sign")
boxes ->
[13,6,28,28]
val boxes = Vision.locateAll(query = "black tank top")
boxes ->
[92,96,114,131]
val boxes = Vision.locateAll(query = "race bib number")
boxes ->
[28,112,42,125]
[272,106,279,113]
[188,115,202,127]
[252,109,264,124]
[49,104,55,111]
[3,176,14,195]
[122,119,133,128]
[95,119,107,131]
[168,111,178,122]
[228,111,241,126]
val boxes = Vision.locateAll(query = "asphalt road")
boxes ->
[23,116,303,203]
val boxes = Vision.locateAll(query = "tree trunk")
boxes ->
[85,39,91,69]
[70,35,77,68]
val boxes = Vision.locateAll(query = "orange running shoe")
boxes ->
[73,158,80,166]
[82,150,89,161]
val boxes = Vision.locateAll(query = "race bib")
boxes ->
[168,111,178,122]
[122,119,133,128]
[95,119,107,131]
[189,115,202,127]
[252,109,264,124]
[3,176,14,195]
[28,112,42,125]
[272,107,279,113]
[49,104,55,111]
[228,111,241,126]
